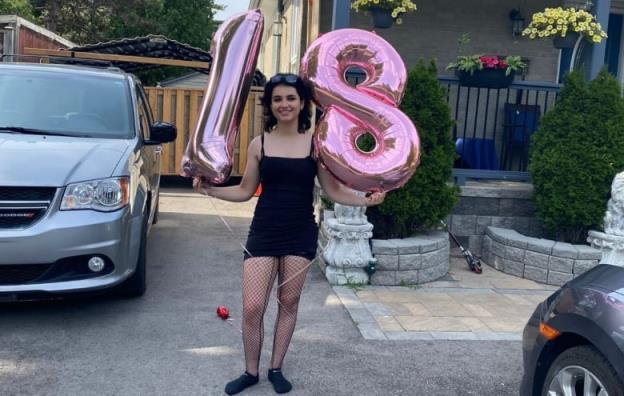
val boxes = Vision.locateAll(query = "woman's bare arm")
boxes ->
[316,162,385,206]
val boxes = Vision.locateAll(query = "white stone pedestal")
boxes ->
[320,203,375,285]
[587,230,624,267]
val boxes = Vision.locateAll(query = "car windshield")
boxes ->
[0,68,134,139]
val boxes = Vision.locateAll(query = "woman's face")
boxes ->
[271,84,303,124]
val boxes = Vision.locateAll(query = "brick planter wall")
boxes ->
[371,231,450,285]
[482,227,601,286]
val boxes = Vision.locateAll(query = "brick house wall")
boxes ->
[320,0,563,82]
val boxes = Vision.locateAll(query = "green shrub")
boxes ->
[529,69,624,243]
[366,61,459,239]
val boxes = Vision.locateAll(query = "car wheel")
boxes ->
[118,211,148,298]
[542,345,624,396]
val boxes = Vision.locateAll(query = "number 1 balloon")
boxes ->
[181,9,264,184]
[300,29,420,193]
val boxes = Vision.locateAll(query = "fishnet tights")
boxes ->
[241,255,310,376]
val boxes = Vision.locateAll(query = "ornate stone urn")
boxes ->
[588,171,624,266]
[320,203,375,285]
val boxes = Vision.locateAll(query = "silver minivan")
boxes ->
[0,63,176,300]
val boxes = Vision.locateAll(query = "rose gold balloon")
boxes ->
[300,28,420,192]
[181,9,264,184]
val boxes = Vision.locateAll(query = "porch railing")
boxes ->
[438,76,561,183]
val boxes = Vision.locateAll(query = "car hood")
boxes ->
[0,133,131,187]
[568,264,624,296]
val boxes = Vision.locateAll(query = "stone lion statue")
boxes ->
[604,171,624,236]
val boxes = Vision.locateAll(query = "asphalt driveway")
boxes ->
[0,188,525,395]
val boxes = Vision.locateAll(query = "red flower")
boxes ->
[480,56,508,69]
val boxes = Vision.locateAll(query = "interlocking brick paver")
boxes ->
[422,301,472,317]
[401,302,431,316]
[396,316,472,332]
[375,316,404,331]
[333,256,557,341]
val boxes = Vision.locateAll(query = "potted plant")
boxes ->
[522,7,607,49]
[351,0,417,29]
[446,55,525,89]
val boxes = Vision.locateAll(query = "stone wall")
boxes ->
[448,181,542,256]
[370,231,450,286]
[482,227,601,286]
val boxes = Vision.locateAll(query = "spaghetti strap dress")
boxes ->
[244,133,319,261]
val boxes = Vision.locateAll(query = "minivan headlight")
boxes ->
[61,177,129,211]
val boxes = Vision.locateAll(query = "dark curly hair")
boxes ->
[261,73,313,133]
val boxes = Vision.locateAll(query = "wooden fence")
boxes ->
[144,86,265,176]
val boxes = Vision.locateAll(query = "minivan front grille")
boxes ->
[0,264,53,285]
[0,187,56,229]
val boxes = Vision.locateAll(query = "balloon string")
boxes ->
[206,194,254,258]
[205,193,330,314]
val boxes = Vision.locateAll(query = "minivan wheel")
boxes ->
[118,212,148,298]
[542,345,624,396]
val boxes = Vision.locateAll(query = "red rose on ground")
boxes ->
[216,306,230,320]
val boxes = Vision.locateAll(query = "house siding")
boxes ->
[320,0,564,82]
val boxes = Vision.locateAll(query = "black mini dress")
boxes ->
[244,133,319,261]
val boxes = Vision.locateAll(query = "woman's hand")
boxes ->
[364,191,386,206]
[193,177,213,196]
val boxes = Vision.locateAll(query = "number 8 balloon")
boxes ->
[300,29,420,193]
[181,9,264,184]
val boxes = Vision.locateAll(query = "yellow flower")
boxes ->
[396,17,403,24]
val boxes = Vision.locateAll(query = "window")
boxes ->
[290,0,301,73]
[135,86,152,141]
[0,69,133,138]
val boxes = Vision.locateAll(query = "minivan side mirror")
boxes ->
[146,122,177,144]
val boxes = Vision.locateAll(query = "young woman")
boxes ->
[194,73,385,394]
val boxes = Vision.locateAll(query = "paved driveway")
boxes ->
[0,188,525,395]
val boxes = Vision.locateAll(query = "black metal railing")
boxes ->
[438,76,561,175]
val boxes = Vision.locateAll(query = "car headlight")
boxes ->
[61,177,129,211]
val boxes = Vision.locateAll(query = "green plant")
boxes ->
[344,276,365,292]
[522,7,607,43]
[320,196,334,210]
[529,69,624,243]
[351,0,417,24]
[399,280,420,289]
[367,61,459,239]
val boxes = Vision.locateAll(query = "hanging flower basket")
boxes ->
[369,7,394,29]
[351,1,418,28]
[456,68,515,89]
[523,7,607,45]
[553,31,580,49]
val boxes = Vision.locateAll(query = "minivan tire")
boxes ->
[118,209,148,298]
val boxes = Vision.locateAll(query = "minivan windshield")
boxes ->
[0,68,134,139]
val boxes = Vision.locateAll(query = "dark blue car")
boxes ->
[521,264,624,396]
